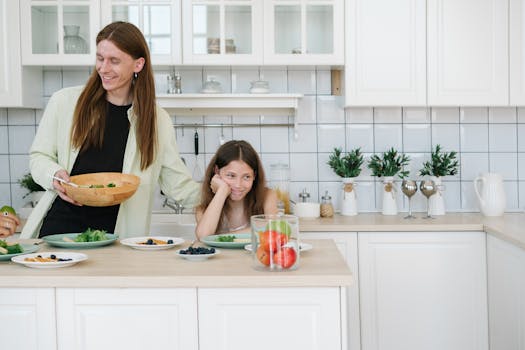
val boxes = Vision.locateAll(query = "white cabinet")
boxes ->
[0,288,56,350]
[0,0,42,108]
[182,0,263,65]
[510,0,525,105]
[56,288,198,350]
[487,235,525,350]
[345,0,426,106]
[198,287,343,350]
[427,0,508,106]
[301,232,360,350]
[358,231,488,350]
[20,0,100,66]
[101,0,183,65]
[263,0,344,65]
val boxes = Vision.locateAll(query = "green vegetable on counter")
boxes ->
[216,235,235,242]
[75,228,108,242]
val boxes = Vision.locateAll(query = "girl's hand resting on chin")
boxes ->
[210,174,231,196]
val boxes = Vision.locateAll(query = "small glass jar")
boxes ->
[320,191,334,218]
[270,163,290,214]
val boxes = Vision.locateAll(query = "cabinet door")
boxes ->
[0,0,42,108]
[359,231,488,350]
[263,0,344,65]
[0,288,56,350]
[182,0,263,65]
[427,0,508,106]
[198,287,342,350]
[56,288,198,350]
[301,232,360,350]
[510,0,525,105]
[100,0,182,65]
[487,235,525,350]
[345,0,426,106]
[20,0,100,66]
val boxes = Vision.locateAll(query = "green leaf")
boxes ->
[367,148,410,179]
[327,147,364,178]
[419,144,459,177]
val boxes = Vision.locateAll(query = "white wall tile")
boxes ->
[179,68,203,93]
[11,183,29,211]
[460,107,488,123]
[346,107,373,123]
[0,155,9,182]
[317,96,344,123]
[261,126,289,153]
[0,109,6,125]
[8,109,35,125]
[316,69,332,95]
[504,181,519,210]
[296,96,316,124]
[35,109,44,125]
[518,108,525,123]
[232,126,261,152]
[403,107,430,123]
[288,70,316,95]
[489,153,518,180]
[0,127,7,152]
[405,152,430,180]
[260,67,287,93]
[489,124,517,152]
[374,124,402,152]
[489,107,517,123]
[62,68,90,88]
[9,155,30,184]
[431,124,460,152]
[231,68,258,93]
[519,153,525,181]
[290,124,317,152]
[461,181,478,211]
[460,124,488,152]
[261,154,289,177]
[518,125,525,152]
[290,153,318,181]
[374,107,402,123]
[317,124,345,152]
[360,154,375,181]
[442,181,461,212]
[43,69,62,96]
[431,107,459,123]
[520,182,525,209]
[0,184,10,208]
[355,181,375,212]
[175,126,204,153]
[8,126,35,154]
[346,124,373,152]
[317,153,340,181]
[403,124,431,152]
[203,125,233,152]
[461,153,489,180]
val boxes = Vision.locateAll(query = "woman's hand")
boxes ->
[210,174,231,196]
[52,170,82,206]
[0,212,20,238]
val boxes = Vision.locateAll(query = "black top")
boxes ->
[39,102,131,237]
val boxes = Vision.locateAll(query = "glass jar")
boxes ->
[320,191,334,218]
[269,163,291,214]
[63,25,88,54]
[251,214,299,271]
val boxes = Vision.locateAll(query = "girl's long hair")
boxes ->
[71,21,157,170]
[197,140,268,233]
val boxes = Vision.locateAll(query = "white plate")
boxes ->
[176,248,220,262]
[11,252,88,269]
[244,242,313,252]
[120,236,184,250]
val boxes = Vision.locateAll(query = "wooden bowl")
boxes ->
[64,172,140,207]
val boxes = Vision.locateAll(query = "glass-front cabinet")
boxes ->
[20,0,100,65]
[263,0,344,65]
[100,0,182,65]
[182,0,263,65]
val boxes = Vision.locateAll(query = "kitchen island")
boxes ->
[0,239,351,350]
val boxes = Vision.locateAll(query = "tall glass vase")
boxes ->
[63,25,88,54]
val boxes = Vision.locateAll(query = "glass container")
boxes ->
[269,163,291,214]
[251,214,299,271]
[320,191,334,218]
[63,25,88,54]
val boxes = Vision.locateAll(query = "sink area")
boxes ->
[150,213,196,240]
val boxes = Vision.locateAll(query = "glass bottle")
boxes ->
[320,191,334,218]
[270,163,290,214]
[63,25,88,54]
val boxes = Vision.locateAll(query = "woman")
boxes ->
[195,140,278,239]
[0,212,20,238]
[21,22,199,238]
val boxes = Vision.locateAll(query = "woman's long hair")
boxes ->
[197,140,268,233]
[71,21,157,170]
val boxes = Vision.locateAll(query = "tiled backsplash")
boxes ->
[1,67,525,214]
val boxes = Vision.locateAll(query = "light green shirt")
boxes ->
[21,86,200,238]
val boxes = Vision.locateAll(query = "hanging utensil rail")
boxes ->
[172,123,295,128]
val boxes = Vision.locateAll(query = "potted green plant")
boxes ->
[328,147,364,216]
[18,173,45,207]
[419,144,459,215]
[368,148,410,215]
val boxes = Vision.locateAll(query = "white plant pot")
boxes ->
[429,176,446,216]
[382,177,397,215]
[31,191,45,207]
[340,177,358,216]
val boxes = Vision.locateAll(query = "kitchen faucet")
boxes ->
[162,197,185,214]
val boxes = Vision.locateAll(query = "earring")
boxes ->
[134,72,138,79]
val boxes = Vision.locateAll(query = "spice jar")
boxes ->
[320,191,334,218]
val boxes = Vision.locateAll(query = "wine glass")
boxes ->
[401,180,418,219]
[420,180,437,219]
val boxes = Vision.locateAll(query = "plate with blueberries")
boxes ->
[120,236,184,251]
[176,246,220,261]
[11,252,88,268]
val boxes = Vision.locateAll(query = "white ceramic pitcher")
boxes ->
[473,173,506,216]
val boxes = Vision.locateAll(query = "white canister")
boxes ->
[429,176,446,216]
[474,173,506,216]
[382,177,397,215]
[341,177,358,216]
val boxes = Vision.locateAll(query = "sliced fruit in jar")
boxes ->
[259,230,288,253]
[256,246,270,266]
[273,247,297,269]
[265,220,292,237]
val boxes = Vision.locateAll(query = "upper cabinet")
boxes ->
[101,0,183,65]
[182,0,263,65]
[427,0,508,106]
[20,0,100,66]
[263,0,344,65]
[345,0,426,106]
[510,0,525,105]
